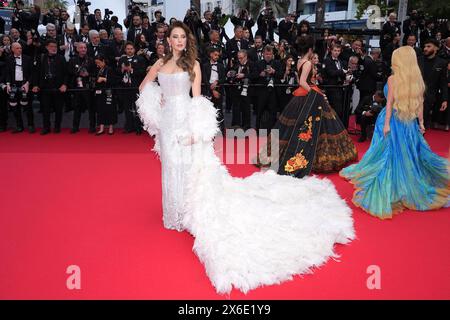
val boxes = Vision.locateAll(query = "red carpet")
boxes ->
[0,129,449,299]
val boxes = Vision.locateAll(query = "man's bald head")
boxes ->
[11,42,22,56]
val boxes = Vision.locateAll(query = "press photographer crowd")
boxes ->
[0,1,448,141]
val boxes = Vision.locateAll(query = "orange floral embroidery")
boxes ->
[297,116,313,142]
[285,150,309,173]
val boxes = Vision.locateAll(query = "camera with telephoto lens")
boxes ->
[77,0,91,14]
[104,9,113,20]
[75,64,88,88]
[241,78,249,97]
[370,102,383,114]
[8,85,28,107]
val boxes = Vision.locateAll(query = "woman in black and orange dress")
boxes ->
[256,36,357,178]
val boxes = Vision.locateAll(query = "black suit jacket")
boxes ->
[418,55,448,105]
[201,61,226,97]
[117,55,147,87]
[255,59,283,86]
[126,27,153,44]
[357,55,383,94]
[322,56,346,85]
[226,38,249,62]
[5,54,33,84]
[33,53,67,89]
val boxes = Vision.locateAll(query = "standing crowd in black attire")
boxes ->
[0,4,448,141]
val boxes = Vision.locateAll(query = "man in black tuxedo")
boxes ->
[201,10,218,43]
[419,20,435,48]
[230,9,255,42]
[226,26,249,66]
[354,90,385,142]
[419,39,448,129]
[67,42,96,134]
[88,9,110,33]
[202,47,226,133]
[126,14,153,44]
[87,30,112,64]
[201,30,226,63]
[76,23,91,45]
[255,45,283,132]
[109,28,126,65]
[117,42,147,134]
[323,44,347,122]
[357,49,384,102]
[277,14,294,42]
[5,42,34,133]
[380,12,401,52]
[406,34,423,59]
[340,39,363,66]
[227,49,257,130]
[247,35,265,63]
[32,39,68,135]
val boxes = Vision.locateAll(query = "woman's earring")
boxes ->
[169,45,172,52]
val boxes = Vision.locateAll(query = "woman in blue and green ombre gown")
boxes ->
[340,46,450,219]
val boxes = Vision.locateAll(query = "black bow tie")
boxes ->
[211,62,217,65]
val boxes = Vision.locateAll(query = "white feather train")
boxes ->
[137,78,355,295]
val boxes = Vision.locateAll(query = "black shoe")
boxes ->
[28,126,36,133]
[88,127,96,134]
[53,127,61,134]
[70,128,79,134]
[40,128,50,135]
[12,127,24,134]
[358,136,367,143]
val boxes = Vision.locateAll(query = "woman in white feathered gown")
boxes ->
[136,22,355,295]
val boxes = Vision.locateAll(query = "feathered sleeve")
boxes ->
[188,96,221,143]
[136,81,162,157]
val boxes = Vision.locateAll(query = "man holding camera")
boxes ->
[202,29,226,63]
[183,8,202,44]
[117,42,147,134]
[151,10,166,32]
[5,42,34,134]
[231,9,255,42]
[68,42,96,134]
[255,45,283,132]
[227,49,257,131]
[226,26,249,65]
[256,7,278,44]
[355,90,385,142]
[32,40,67,135]
[202,47,226,134]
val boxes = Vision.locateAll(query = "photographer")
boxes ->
[43,8,61,28]
[109,28,126,64]
[201,29,226,63]
[5,42,34,133]
[76,0,91,27]
[230,9,255,42]
[67,42,96,134]
[380,12,401,52]
[278,55,298,112]
[278,13,294,43]
[354,90,385,142]
[358,48,384,103]
[201,10,218,43]
[76,23,91,44]
[117,42,146,134]
[183,8,202,44]
[58,23,77,61]
[323,43,348,122]
[151,10,166,31]
[227,49,257,130]
[247,35,264,63]
[255,45,283,131]
[202,47,226,133]
[32,39,67,135]
[256,7,277,43]
[127,14,153,45]
[88,9,111,34]
[226,26,249,66]
[124,2,143,29]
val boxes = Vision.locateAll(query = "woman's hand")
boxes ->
[419,123,426,135]
[383,123,390,137]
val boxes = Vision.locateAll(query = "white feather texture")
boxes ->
[136,81,162,156]
[139,73,355,295]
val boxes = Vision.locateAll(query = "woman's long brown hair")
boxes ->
[162,21,198,81]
